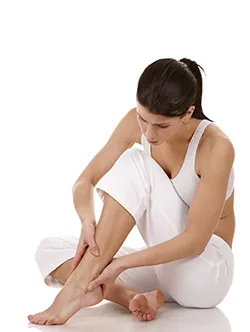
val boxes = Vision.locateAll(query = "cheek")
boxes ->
[138,121,147,133]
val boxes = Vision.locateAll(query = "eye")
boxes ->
[139,116,169,128]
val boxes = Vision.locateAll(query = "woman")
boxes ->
[28,58,235,325]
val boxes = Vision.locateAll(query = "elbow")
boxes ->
[192,242,206,256]
[189,238,206,256]
[72,181,84,196]
[195,246,205,256]
[72,182,78,195]
[72,179,87,193]
[72,178,94,196]
[184,231,206,256]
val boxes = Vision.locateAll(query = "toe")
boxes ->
[34,313,46,324]
[37,315,46,325]
[138,312,143,321]
[46,317,56,325]
[129,298,140,312]
[45,318,52,325]
[30,314,38,322]
[38,316,49,325]
[45,317,53,326]
[34,316,43,324]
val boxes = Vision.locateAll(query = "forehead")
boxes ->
[136,105,172,124]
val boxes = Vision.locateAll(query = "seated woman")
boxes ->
[28,57,235,325]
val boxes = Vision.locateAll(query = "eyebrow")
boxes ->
[136,112,171,125]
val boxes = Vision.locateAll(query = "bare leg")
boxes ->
[50,258,140,309]
[50,258,164,321]
[50,258,139,309]
[68,192,137,284]
[28,193,139,325]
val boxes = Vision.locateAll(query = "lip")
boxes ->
[148,140,159,144]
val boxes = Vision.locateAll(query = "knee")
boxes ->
[172,295,216,309]
[120,146,144,161]
[121,147,150,182]
[35,236,63,250]
[168,286,218,309]
[34,236,65,261]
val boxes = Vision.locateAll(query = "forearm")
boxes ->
[72,178,96,224]
[119,232,203,271]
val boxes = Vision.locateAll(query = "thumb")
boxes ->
[87,276,102,291]
[88,239,100,256]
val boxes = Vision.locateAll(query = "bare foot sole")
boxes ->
[27,282,103,325]
[128,290,165,321]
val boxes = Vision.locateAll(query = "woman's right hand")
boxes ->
[69,219,100,276]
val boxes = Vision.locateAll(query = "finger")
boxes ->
[87,278,102,291]
[68,263,77,275]
[88,239,100,256]
[70,247,87,272]
[101,284,107,297]
[70,258,80,272]
[73,244,87,262]
[69,260,78,272]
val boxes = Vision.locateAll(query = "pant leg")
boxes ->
[95,147,235,308]
[114,246,175,302]
[34,235,78,288]
[34,235,175,301]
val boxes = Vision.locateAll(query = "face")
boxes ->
[136,102,194,145]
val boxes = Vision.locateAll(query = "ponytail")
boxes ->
[179,58,214,122]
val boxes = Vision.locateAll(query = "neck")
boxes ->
[165,119,203,150]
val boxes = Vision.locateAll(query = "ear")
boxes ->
[182,106,195,124]
[186,106,195,119]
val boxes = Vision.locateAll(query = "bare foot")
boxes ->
[27,282,103,325]
[129,290,164,322]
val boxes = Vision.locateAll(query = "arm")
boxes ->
[120,138,235,271]
[72,107,140,224]
[72,179,96,224]
[119,231,202,271]
[86,231,202,292]
[87,138,235,291]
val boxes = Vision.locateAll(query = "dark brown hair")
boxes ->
[136,57,214,122]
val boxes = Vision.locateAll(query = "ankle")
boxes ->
[127,290,139,302]
[105,286,139,308]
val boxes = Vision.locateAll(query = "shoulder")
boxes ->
[129,107,143,144]
[200,121,234,152]
[199,122,235,174]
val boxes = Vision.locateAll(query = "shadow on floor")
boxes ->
[27,300,232,331]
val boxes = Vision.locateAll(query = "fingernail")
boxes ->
[88,285,92,291]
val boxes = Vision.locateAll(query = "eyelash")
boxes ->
[140,117,169,128]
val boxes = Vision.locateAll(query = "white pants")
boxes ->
[34,147,234,308]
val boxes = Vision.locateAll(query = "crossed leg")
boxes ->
[50,257,164,322]
[28,192,164,325]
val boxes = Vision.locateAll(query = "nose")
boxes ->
[145,126,157,141]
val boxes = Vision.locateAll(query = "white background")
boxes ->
[0,0,249,330]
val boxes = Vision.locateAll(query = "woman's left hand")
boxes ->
[86,257,124,295]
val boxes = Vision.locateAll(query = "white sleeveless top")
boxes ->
[141,119,235,207]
